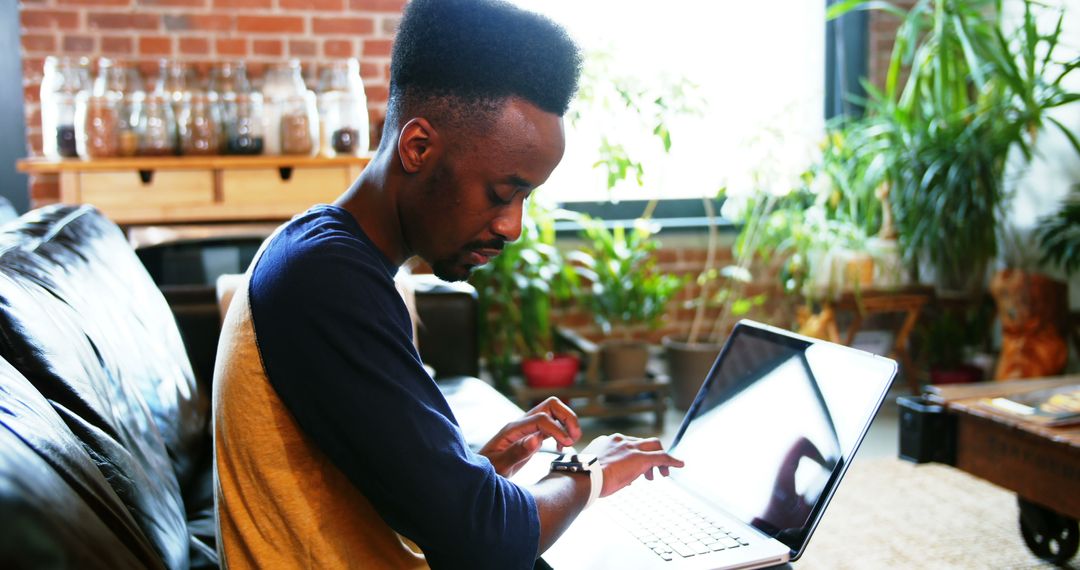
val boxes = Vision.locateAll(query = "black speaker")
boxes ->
[897,395,957,465]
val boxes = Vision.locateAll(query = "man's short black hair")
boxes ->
[382,0,582,145]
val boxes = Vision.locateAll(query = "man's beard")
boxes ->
[429,238,505,282]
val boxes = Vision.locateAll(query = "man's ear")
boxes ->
[397,118,441,174]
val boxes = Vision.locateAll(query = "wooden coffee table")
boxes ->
[924,375,1080,564]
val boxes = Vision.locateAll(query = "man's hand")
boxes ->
[582,433,685,497]
[479,397,582,477]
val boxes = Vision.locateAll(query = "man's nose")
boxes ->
[490,199,524,243]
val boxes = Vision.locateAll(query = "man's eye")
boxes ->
[489,186,514,205]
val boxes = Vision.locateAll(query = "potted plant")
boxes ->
[830,0,1080,295]
[471,201,580,393]
[569,215,684,382]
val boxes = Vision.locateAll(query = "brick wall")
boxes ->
[867,0,917,89]
[18,0,404,206]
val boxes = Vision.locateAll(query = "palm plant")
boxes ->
[830,0,1080,292]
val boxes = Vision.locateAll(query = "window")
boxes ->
[512,0,827,207]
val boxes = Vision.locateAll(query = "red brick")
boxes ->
[21,34,56,53]
[216,38,247,57]
[365,85,388,103]
[358,61,380,80]
[139,36,172,56]
[362,39,392,57]
[313,17,373,35]
[26,108,42,132]
[56,0,131,6]
[289,39,316,57]
[23,58,46,81]
[179,37,209,55]
[88,12,160,31]
[237,15,304,34]
[280,0,343,10]
[20,9,81,30]
[62,35,96,52]
[323,40,355,58]
[101,36,134,54]
[349,0,405,11]
[163,14,233,32]
[212,0,270,7]
[30,175,60,205]
[136,0,206,6]
[380,15,400,36]
[252,39,282,57]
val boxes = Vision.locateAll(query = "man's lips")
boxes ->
[466,248,503,266]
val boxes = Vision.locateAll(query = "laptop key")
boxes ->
[659,552,674,561]
[670,542,696,558]
[690,542,711,555]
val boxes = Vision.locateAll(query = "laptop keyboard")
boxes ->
[605,483,750,562]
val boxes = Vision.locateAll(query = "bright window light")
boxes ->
[512,0,826,204]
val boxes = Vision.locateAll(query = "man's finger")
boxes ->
[500,412,574,447]
[533,397,582,444]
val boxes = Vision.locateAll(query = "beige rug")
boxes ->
[797,458,1078,569]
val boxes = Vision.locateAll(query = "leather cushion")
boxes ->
[0,206,193,568]
[0,356,162,569]
[0,205,208,493]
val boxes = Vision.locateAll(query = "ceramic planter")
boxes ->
[663,335,722,409]
[600,339,650,382]
[990,270,1068,380]
[521,354,580,389]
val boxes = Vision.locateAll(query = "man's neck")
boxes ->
[333,151,410,267]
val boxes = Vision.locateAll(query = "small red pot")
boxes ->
[929,364,984,385]
[521,354,580,388]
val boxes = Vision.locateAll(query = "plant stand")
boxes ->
[508,327,670,430]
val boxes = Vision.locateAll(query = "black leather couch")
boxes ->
[0,205,215,569]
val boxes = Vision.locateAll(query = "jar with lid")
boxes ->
[279,93,318,156]
[316,59,370,156]
[74,94,121,159]
[90,58,143,157]
[134,91,177,156]
[177,92,220,156]
[261,60,311,155]
[223,93,265,155]
[40,56,90,159]
[211,62,263,155]
[156,59,196,114]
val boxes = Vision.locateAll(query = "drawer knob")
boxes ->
[138,170,155,185]
[278,167,294,182]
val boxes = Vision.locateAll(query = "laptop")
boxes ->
[541,319,897,569]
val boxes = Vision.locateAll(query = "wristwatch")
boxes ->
[550,453,603,509]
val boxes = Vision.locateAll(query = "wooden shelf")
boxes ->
[16,154,372,173]
[16,154,373,225]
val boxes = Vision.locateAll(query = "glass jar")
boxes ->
[135,92,178,157]
[261,60,310,155]
[156,59,195,114]
[40,56,90,159]
[93,58,143,157]
[280,93,318,156]
[75,93,121,159]
[317,59,370,157]
[177,92,220,156]
[223,92,265,155]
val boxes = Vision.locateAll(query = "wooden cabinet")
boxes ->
[17,155,370,225]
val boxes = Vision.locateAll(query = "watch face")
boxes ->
[551,453,597,473]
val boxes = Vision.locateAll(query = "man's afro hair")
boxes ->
[389,0,582,116]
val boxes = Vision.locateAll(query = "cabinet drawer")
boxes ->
[79,169,215,210]
[221,167,351,208]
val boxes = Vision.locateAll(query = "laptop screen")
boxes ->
[669,321,895,557]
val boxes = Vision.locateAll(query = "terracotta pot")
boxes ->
[600,339,650,382]
[990,270,1068,380]
[521,354,580,389]
[663,335,722,410]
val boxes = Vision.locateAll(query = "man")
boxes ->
[213,0,684,567]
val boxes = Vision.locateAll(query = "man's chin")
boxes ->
[431,261,473,283]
